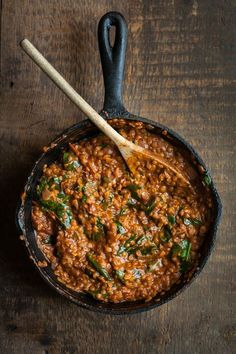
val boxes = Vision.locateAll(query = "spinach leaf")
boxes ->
[119,207,127,216]
[179,240,191,261]
[160,225,172,243]
[80,185,88,202]
[168,214,176,226]
[147,259,162,272]
[126,198,137,207]
[118,235,149,255]
[115,221,126,234]
[63,151,80,171]
[191,218,202,226]
[183,218,191,226]
[126,188,156,215]
[55,249,62,258]
[63,152,69,164]
[171,240,191,261]
[96,217,104,229]
[57,192,70,203]
[171,243,182,256]
[203,172,211,187]
[48,177,61,190]
[144,196,156,215]
[133,269,142,279]
[86,254,112,281]
[91,218,106,241]
[36,177,48,197]
[115,270,125,284]
[183,218,202,226]
[40,199,73,229]
[87,218,106,242]
[90,233,100,241]
[117,234,138,255]
[43,235,55,245]
[84,268,94,278]
[66,160,80,171]
[136,235,147,245]
[171,240,192,273]
[81,194,87,202]
[126,184,141,201]
[126,184,141,192]
[126,235,146,254]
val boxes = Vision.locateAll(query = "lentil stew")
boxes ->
[32,120,213,303]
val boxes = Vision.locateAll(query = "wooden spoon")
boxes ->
[20,39,190,186]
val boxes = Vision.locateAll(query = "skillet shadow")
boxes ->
[0,20,100,300]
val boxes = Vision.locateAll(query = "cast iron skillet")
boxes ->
[16,11,222,314]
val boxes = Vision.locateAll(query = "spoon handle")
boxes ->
[20,39,127,146]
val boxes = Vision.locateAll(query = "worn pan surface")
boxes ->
[16,12,222,315]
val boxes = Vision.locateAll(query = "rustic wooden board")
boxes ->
[0,1,235,353]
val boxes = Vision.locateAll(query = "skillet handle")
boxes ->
[98,12,127,114]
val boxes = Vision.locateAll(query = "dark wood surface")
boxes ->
[0,1,235,353]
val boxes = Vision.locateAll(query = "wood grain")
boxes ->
[0,1,235,353]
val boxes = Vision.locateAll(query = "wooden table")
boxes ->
[0,1,235,353]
